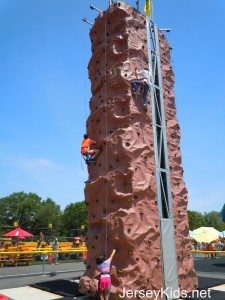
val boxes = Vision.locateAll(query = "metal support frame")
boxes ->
[147,20,174,219]
[146,19,179,299]
[82,18,94,26]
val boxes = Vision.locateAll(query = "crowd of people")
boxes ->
[192,240,225,258]
[193,240,225,251]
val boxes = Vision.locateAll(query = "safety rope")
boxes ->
[82,24,88,119]
[80,22,88,171]
[104,8,109,257]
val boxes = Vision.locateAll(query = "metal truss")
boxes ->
[147,19,173,219]
[146,19,179,299]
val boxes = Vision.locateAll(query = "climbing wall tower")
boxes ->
[80,2,197,299]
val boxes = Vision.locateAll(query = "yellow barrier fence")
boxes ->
[0,248,87,268]
[191,250,225,254]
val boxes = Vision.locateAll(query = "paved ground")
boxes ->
[0,261,86,300]
[0,262,85,289]
[1,255,225,299]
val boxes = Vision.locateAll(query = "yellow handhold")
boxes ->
[111,137,118,145]
[116,269,123,273]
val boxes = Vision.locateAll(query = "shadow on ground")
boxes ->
[30,258,225,300]
[30,278,84,298]
[194,256,225,273]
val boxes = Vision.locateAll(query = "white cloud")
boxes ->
[19,157,61,174]
[14,156,87,207]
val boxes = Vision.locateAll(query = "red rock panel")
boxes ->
[79,2,197,299]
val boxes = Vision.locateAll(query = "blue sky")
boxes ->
[0,0,224,213]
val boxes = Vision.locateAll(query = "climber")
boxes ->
[81,134,100,164]
[95,249,116,300]
[131,66,152,107]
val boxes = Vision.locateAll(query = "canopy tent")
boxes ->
[3,227,33,248]
[189,230,200,240]
[3,227,33,238]
[219,230,225,237]
[189,230,199,236]
[74,236,82,240]
[192,227,219,243]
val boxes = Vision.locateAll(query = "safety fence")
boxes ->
[1,249,224,278]
[191,250,225,256]
[0,248,87,276]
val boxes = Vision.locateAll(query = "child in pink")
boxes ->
[96,249,116,300]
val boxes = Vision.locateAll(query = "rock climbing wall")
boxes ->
[79,2,197,299]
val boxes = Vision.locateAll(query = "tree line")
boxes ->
[0,192,88,237]
[187,210,224,231]
[0,192,224,237]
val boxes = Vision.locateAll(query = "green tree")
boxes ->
[204,211,224,231]
[187,210,205,230]
[0,192,62,237]
[61,201,88,237]
[33,198,62,236]
[0,192,42,234]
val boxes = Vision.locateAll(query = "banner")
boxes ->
[144,0,151,18]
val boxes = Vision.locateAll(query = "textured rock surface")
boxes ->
[79,2,197,299]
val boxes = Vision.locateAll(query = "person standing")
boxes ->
[95,249,116,300]
[52,238,59,265]
[0,241,5,249]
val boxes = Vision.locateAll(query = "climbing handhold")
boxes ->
[116,269,123,273]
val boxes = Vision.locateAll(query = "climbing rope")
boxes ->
[104,8,109,257]
[80,21,89,171]
[82,24,88,119]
